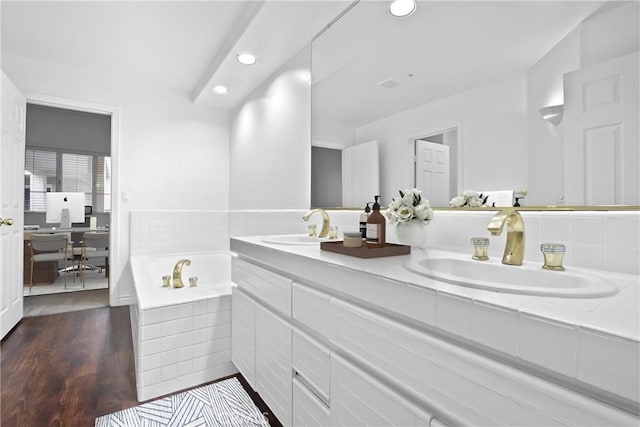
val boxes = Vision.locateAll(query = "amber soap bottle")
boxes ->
[366,195,386,248]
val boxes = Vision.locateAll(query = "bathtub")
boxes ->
[129,251,237,401]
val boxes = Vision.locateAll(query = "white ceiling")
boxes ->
[312,0,608,130]
[1,0,350,109]
[1,0,611,119]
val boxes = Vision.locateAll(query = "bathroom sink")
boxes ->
[404,257,618,298]
[261,234,332,245]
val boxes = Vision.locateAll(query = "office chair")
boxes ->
[80,231,109,287]
[28,233,73,293]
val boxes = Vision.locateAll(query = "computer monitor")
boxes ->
[45,192,85,228]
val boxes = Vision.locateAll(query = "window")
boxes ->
[24,149,111,213]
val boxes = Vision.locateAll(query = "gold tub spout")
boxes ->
[302,209,331,238]
[172,259,191,288]
[487,209,525,265]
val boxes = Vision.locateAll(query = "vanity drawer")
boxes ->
[292,329,330,402]
[293,377,330,427]
[327,298,627,426]
[292,282,329,335]
[232,257,292,317]
[330,354,430,427]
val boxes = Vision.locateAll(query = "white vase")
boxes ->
[395,220,429,248]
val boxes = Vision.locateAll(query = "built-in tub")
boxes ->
[129,251,237,401]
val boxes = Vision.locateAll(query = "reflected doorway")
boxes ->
[413,128,459,206]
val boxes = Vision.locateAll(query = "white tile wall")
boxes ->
[398,209,637,274]
[130,210,229,256]
[132,295,236,401]
[227,208,638,274]
[229,210,309,237]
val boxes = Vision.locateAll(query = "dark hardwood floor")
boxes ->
[1,306,281,427]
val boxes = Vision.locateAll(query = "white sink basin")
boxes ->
[261,234,331,245]
[404,257,618,298]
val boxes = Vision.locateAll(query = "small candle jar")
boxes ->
[470,237,490,261]
[541,243,566,271]
[307,224,317,237]
[162,275,171,287]
[343,232,363,248]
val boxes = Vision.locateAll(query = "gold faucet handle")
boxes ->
[541,243,566,271]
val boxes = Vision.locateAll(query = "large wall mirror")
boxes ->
[310,1,639,209]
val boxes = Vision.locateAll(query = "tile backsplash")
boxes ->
[130,210,229,256]
[130,209,639,274]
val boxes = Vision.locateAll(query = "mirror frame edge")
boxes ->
[323,205,640,212]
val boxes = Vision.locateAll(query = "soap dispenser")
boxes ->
[359,202,371,239]
[366,195,386,248]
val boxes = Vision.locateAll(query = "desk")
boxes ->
[24,227,108,234]
[23,227,109,285]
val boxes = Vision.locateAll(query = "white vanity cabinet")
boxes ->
[231,258,293,427]
[230,240,638,427]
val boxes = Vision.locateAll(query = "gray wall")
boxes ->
[311,146,342,207]
[26,104,111,154]
[25,104,111,228]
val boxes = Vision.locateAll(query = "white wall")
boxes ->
[356,75,528,206]
[3,53,230,304]
[526,1,639,206]
[229,46,311,210]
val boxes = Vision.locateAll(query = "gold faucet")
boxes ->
[487,209,525,265]
[302,209,331,238]
[172,259,191,288]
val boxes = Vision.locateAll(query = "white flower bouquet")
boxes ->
[449,191,489,208]
[385,188,434,225]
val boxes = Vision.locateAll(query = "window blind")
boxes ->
[24,149,57,211]
[24,149,111,213]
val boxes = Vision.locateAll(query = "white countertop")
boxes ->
[231,235,640,411]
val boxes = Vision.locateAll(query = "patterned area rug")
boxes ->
[95,377,270,427]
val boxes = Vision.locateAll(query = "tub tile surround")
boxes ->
[130,297,236,401]
[129,211,236,401]
[230,234,640,413]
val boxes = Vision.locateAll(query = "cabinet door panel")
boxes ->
[292,330,330,400]
[292,378,330,427]
[232,257,292,316]
[231,288,256,388]
[256,304,292,427]
[292,282,329,335]
[330,355,421,427]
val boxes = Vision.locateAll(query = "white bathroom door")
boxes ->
[563,51,639,205]
[342,140,379,207]
[415,139,449,206]
[1,71,26,339]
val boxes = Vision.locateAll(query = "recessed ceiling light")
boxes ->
[389,0,416,17]
[236,53,256,65]
[211,85,229,94]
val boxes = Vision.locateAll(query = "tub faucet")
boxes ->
[487,209,525,266]
[172,259,191,288]
[302,209,331,238]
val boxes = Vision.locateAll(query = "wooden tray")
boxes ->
[320,241,411,258]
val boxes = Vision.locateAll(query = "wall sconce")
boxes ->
[539,104,564,126]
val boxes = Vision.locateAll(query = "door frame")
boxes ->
[24,92,121,307]
[407,120,463,200]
